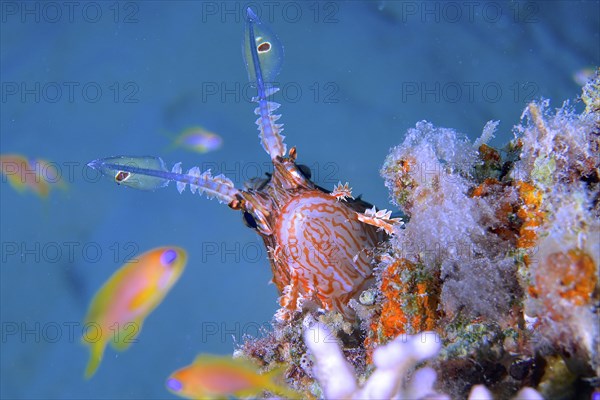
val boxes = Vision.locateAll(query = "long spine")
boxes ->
[246,8,286,159]
[99,161,238,203]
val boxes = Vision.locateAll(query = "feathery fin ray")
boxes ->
[87,156,239,204]
[244,8,287,160]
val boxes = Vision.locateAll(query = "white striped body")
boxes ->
[264,188,380,319]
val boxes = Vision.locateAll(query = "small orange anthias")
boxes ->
[88,8,401,321]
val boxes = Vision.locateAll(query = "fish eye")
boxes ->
[115,171,130,184]
[166,378,182,392]
[160,249,178,266]
[297,164,311,180]
[257,41,271,53]
[242,211,258,229]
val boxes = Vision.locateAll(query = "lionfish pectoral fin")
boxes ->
[355,207,404,236]
[88,156,240,204]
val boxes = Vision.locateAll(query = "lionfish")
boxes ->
[88,8,401,321]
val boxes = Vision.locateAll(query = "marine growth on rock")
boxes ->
[237,69,600,399]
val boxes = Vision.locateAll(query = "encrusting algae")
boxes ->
[235,69,599,399]
[363,257,441,363]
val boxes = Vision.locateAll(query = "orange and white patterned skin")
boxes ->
[229,149,383,321]
[274,191,377,315]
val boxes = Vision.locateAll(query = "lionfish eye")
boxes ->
[242,211,258,229]
[297,164,312,180]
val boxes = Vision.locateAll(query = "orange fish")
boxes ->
[30,158,68,190]
[0,154,66,197]
[82,247,187,378]
[166,354,295,399]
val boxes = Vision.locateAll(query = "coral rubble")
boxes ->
[238,70,599,399]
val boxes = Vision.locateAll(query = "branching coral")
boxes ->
[303,320,446,399]
[303,320,543,400]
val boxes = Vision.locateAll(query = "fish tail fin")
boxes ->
[36,184,51,199]
[263,365,297,398]
[84,340,106,379]
[111,319,142,351]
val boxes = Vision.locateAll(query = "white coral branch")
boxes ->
[303,322,357,398]
[303,321,543,400]
[303,321,444,399]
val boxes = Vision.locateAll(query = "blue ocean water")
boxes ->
[0,1,598,398]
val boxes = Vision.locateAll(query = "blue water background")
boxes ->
[1,1,598,398]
